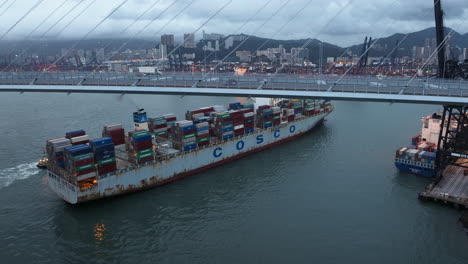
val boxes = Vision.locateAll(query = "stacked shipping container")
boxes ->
[64,145,96,178]
[90,138,117,175]
[256,105,273,129]
[128,131,154,163]
[172,121,197,151]
[102,124,125,145]
[213,112,234,140]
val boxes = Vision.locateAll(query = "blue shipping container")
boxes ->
[245,128,254,133]
[183,144,197,151]
[222,127,233,132]
[66,130,85,138]
[132,134,152,143]
[197,126,209,132]
[90,138,113,148]
[181,125,196,132]
[222,134,234,140]
[65,145,92,156]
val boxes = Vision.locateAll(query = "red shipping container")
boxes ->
[56,156,65,162]
[132,140,152,150]
[259,105,271,110]
[234,130,245,136]
[151,124,167,130]
[139,156,154,163]
[288,116,295,122]
[198,141,210,147]
[76,167,96,176]
[97,162,117,174]
[73,158,95,167]
[165,117,177,122]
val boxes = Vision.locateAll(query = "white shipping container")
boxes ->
[77,172,98,181]
[105,124,123,132]
[244,112,255,118]
[177,120,194,127]
[197,130,209,135]
[71,135,89,143]
[272,107,281,113]
[154,128,168,133]
[163,113,176,119]
[196,122,209,128]
[234,125,244,130]
[192,113,204,119]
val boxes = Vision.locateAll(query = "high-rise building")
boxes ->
[183,33,196,48]
[161,34,174,47]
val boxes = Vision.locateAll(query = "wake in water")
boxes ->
[0,162,40,189]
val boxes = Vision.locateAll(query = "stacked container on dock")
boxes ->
[195,122,210,147]
[46,138,72,167]
[256,105,273,129]
[149,117,169,139]
[172,121,197,151]
[213,112,234,140]
[128,131,154,163]
[64,145,96,179]
[90,138,117,174]
[102,124,125,146]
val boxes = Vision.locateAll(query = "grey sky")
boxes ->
[0,0,466,47]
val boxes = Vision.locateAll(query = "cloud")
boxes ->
[0,0,466,47]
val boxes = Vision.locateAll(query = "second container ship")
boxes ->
[45,99,334,204]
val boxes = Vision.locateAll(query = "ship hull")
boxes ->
[48,113,329,204]
[395,162,436,178]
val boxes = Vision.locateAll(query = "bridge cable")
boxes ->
[88,0,163,66]
[263,0,355,90]
[37,0,131,77]
[371,0,442,76]
[89,0,184,75]
[155,0,234,71]
[0,0,16,17]
[0,0,45,42]
[250,0,316,59]
[193,0,296,87]
[197,0,275,69]
[327,0,422,92]
[0,0,9,10]
[1,0,71,72]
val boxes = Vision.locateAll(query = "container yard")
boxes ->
[45,99,334,204]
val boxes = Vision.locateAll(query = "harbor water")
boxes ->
[0,93,467,263]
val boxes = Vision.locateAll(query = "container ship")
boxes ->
[46,99,334,204]
[394,113,441,177]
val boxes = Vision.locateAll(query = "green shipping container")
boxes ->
[273,116,280,120]
[72,153,94,161]
[75,163,95,171]
[138,152,153,159]
[197,137,210,143]
[218,113,231,119]
[183,133,196,139]
[132,131,150,138]
[264,121,272,125]
[137,149,153,156]
[155,131,168,136]
[97,157,115,165]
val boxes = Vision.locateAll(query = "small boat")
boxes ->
[36,158,48,169]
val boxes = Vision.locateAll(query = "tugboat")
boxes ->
[36,157,48,169]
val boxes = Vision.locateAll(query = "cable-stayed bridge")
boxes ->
[1,72,468,105]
